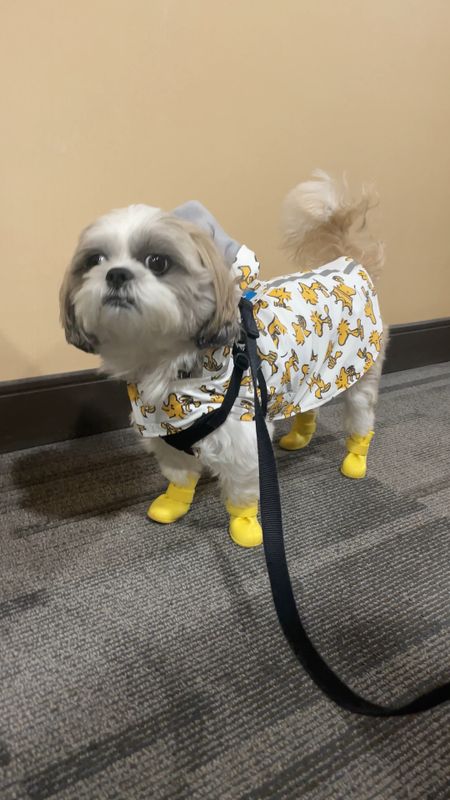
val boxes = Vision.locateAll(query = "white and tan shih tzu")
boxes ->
[60,171,386,548]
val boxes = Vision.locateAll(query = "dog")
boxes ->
[60,171,386,548]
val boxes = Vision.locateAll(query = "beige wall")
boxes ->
[1,0,449,381]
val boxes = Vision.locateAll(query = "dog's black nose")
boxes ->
[106,267,133,290]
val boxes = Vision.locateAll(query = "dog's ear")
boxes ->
[59,266,98,354]
[189,228,240,349]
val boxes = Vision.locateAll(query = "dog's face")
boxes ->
[60,204,238,375]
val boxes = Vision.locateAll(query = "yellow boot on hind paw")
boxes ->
[147,477,198,524]
[226,502,262,548]
[340,452,367,480]
[340,431,374,480]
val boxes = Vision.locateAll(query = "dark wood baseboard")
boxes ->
[1,318,449,454]
[0,371,130,455]
[383,317,450,374]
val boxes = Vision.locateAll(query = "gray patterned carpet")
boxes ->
[1,362,450,800]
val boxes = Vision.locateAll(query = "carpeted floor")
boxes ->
[1,362,450,800]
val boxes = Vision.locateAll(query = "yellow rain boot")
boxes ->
[279,411,317,451]
[226,501,262,548]
[148,474,199,523]
[340,431,374,480]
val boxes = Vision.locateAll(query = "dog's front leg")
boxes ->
[144,439,202,524]
[200,417,273,548]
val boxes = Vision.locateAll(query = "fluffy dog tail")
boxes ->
[281,170,384,283]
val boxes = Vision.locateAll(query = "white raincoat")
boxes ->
[128,246,383,437]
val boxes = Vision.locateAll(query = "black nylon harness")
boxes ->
[162,297,450,715]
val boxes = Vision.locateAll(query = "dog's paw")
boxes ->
[147,478,198,523]
[226,501,262,548]
[229,515,263,548]
[340,452,367,480]
[279,430,313,451]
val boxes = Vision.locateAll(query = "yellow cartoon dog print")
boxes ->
[311,305,332,337]
[308,373,331,400]
[281,350,300,386]
[268,315,288,348]
[267,287,293,310]
[130,253,383,444]
[292,315,311,346]
[331,275,356,312]
[298,280,329,306]
[162,393,201,420]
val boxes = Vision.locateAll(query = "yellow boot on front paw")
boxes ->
[279,429,313,451]
[148,476,198,524]
[340,431,374,480]
[279,411,316,451]
[226,502,262,548]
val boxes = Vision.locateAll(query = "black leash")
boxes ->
[164,298,450,716]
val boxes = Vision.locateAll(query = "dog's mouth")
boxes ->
[102,293,136,310]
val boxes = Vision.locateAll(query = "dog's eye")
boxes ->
[85,253,106,269]
[144,254,172,275]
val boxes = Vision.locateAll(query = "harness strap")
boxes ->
[165,297,450,716]
[160,298,266,453]
[160,352,246,454]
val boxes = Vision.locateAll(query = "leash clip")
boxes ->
[232,340,250,371]
[239,297,260,339]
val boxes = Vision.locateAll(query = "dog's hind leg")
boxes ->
[279,410,317,451]
[341,359,382,479]
[145,439,202,523]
